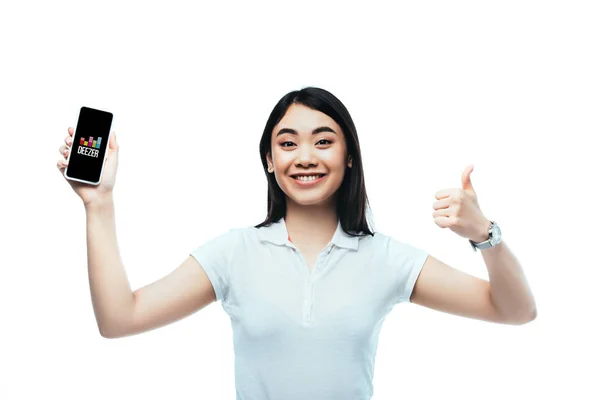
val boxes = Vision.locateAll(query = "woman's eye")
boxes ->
[281,140,331,147]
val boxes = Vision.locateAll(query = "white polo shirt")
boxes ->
[190,217,429,400]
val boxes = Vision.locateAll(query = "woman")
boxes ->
[57,87,536,399]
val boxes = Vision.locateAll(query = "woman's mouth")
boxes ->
[291,174,326,186]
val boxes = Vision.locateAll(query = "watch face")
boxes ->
[491,225,502,244]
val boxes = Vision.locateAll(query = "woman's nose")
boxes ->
[296,146,318,165]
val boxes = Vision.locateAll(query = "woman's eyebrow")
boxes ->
[276,126,337,137]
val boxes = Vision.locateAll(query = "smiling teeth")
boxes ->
[295,175,322,181]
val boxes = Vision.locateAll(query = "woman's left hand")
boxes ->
[432,164,491,242]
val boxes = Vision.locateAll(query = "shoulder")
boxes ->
[192,226,250,251]
[368,230,403,248]
[369,230,428,258]
[224,225,264,247]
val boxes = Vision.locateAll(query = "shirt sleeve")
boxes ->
[386,236,430,304]
[189,228,240,303]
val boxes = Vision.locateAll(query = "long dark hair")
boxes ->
[254,87,374,238]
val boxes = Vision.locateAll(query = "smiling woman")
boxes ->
[257,89,364,235]
[62,85,534,400]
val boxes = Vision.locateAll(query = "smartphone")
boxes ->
[64,106,114,186]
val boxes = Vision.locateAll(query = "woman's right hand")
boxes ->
[57,127,120,206]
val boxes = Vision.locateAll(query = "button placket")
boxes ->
[289,246,312,325]
[303,281,313,324]
[292,243,334,326]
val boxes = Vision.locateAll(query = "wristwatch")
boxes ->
[469,221,502,252]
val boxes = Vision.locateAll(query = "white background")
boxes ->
[1,1,598,399]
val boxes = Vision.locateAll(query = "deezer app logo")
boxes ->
[78,136,102,158]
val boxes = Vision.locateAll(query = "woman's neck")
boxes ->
[284,201,338,247]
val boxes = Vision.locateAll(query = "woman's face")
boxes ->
[267,103,352,207]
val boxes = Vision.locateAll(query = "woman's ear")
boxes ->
[348,155,352,168]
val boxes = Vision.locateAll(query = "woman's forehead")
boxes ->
[274,105,339,135]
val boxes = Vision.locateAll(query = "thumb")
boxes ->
[109,131,118,150]
[461,164,475,192]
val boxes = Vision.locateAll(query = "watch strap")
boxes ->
[469,221,496,252]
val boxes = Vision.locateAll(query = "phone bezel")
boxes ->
[64,106,113,186]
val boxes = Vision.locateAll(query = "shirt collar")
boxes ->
[257,217,359,251]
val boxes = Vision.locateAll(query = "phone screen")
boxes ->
[65,107,113,185]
